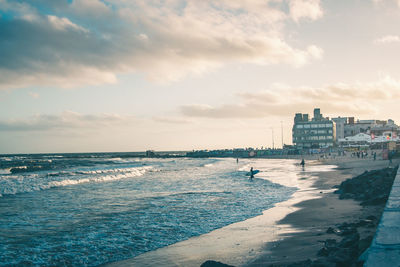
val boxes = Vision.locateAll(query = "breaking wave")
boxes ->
[0,166,152,197]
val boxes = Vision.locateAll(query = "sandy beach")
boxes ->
[105,156,398,267]
[246,157,399,266]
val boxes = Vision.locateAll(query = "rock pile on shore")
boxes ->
[334,166,398,205]
[316,217,378,266]
[314,165,398,266]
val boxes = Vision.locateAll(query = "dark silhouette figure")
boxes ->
[300,158,305,167]
[250,167,254,179]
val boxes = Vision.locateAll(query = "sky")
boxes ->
[1,0,400,154]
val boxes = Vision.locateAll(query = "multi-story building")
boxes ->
[343,118,375,137]
[338,118,399,139]
[332,117,347,141]
[370,119,400,139]
[292,108,336,149]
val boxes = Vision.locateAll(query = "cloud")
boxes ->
[374,35,400,44]
[289,0,323,22]
[47,15,89,33]
[28,91,39,99]
[372,0,400,7]
[0,0,324,89]
[0,111,131,131]
[180,76,400,119]
[152,116,192,124]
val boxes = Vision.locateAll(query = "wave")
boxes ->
[0,166,152,197]
[156,190,232,198]
[74,166,150,175]
[238,164,251,171]
[0,168,11,174]
[49,171,144,187]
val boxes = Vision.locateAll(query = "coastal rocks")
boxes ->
[315,166,399,266]
[201,260,235,267]
[317,229,360,266]
[335,166,398,206]
[317,218,380,266]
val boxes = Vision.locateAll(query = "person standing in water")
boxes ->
[250,167,254,179]
[300,158,305,170]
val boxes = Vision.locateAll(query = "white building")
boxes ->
[338,133,371,147]
[332,117,347,141]
[338,133,399,147]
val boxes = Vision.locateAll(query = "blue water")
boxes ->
[0,153,298,266]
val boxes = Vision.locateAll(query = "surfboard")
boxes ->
[246,170,260,176]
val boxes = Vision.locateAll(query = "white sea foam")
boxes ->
[50,167,150,187]
[0,166,152,197]
[75,166,150,175]
[238,164,251,171]
[0,168,11,174]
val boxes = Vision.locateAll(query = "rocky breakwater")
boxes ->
[315,166,399,267]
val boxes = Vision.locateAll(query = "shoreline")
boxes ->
[104,159,338,267]
[246,157,399,266]
[105,157,397,267]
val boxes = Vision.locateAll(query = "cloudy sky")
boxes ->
[1,0,400,153]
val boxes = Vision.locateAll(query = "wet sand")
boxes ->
[246,157,399,266]
[105,157,398,267]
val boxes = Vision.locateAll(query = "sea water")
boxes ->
[0,153,300,266]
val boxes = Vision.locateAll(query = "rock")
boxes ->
[358,235,373,255]
[335,166,398,206]
[317,247,329,257]
[326,227,335,234]
[327,248,353,265]
[339,232,360,248]
[317,239,337,256]
[325,239,337,248]
[286,259,312,267]
[201,260,235,267]
[317,230,361,265]
[310,259,331,267]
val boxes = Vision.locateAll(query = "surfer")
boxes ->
[236,158,239,164]
[250,167,254,179]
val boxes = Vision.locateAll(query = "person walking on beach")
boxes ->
[300,158,305,170]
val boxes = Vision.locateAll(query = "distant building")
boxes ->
[343,118,375,137]
[339,118,400,140]
[145,150,156,157]
[332,117,347,141]
[338,133,371,147]
[335,118,400,148]
[292,108,336,149]
[370,119,400,139]
[338,132,400,148]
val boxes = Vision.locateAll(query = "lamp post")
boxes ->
[281,121,284,149]
[271,127,275,149]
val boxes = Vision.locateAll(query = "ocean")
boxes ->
[0,153,305,266]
